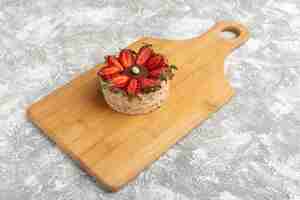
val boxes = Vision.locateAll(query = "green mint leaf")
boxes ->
[170,65,178,70]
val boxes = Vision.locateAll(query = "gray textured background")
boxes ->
[1,0,300,199]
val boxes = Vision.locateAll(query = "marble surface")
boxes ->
[1,0,300,199]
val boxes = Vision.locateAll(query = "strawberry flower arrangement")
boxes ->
[97,44,177,115]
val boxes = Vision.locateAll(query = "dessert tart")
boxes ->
[97,44,177,115]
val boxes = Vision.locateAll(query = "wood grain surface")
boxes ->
[27,21,249,192]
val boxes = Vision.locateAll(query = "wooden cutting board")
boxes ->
[27,21,249,192]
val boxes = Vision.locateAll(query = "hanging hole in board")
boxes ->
[219,27,241,40]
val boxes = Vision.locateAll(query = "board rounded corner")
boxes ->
[94,173,125,192]
[26,104,37,120]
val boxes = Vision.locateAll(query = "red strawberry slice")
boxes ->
[102,73,121,81]
[145,55,163,70]
[111,75,129,87]
[106,55,124,70]
[136,79,141,93]
[160,55,169,68]
[127,79,138,94]
[119,49,135,68]
[101,74,112,80]
[136,45,153,65]
[140,78,159,88]
[98,66,121,77]
[149,67,165,78]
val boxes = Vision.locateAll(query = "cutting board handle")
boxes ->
[192,21,250,56]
